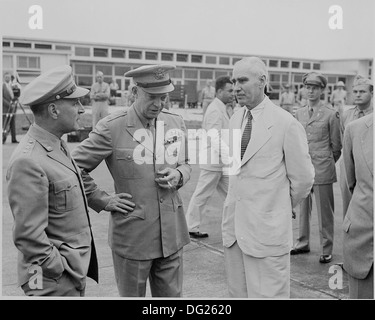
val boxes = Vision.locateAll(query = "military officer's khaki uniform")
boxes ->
[294,102,342,255]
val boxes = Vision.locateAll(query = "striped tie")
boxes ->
[241,110,252,160]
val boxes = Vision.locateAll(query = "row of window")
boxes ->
[4,40,322,71]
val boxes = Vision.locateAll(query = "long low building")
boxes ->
[2,36,373,106]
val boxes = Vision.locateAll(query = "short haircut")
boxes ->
[215,75,232,92]
[30,101,50,117]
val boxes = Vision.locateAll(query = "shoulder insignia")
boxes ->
[22,140,36,154]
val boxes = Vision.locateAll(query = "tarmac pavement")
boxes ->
[1,106,350,299]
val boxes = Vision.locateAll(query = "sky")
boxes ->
[0,0,374,60]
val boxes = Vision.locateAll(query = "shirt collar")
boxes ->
[355,105,373,116]
[243,95,267,122]
[133,106,155,128]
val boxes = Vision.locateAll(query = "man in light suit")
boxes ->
[72,64,191,297]
[186,75,234,238]
[291,72,342,264]
[6,65,129,296]
[339,76,373,216]
[222,57,314,298]
[342,114,373,299]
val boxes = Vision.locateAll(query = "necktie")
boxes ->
[358,110,365,119]
[241,110,252,160]
[60,140,70,158]
[309,107,314,118]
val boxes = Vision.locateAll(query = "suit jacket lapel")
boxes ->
[362,116,373,176]
[241,106,272,165]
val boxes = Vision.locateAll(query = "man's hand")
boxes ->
[155,167,181,189]
[104,193,135,214]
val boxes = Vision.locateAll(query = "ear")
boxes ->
[48,103,59,119]
[132,86,138,97]
[259,75,267,88]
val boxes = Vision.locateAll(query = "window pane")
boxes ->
[145,51,158,60]
[219,57,230,65]
[56,45,71,51]
[206,56,217,64]
[94,48,108,57]
[29,57,39,69]
[161,52,174,61]
[293,74,303,82]
[170,69,183,78]
[281,61,289,68]
[129,50,142,59]
[77,76,93,86]
[269,60,279,67]
[176,54,188,62]
[17,56,28,68]
[185,69,198,79]
[75,47,90,56]
[112,49,125,58]
[75,64,93,75]
[269,73,281,82]
[302,62,311,69]
[115,65,131,76]
[215,70,229,78]
[282,74,289,82]
[35,43,52,50]
[313,63,320,70]
[191,55,202,63]
[14,42,31,48]
[200,70,213,79]
[292,61,300,69]
[2,41,10,47]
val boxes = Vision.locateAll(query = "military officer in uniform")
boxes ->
[291,72,342,264]
[6,65,131,296]
[339,75,373,216]
[71,64,191,297]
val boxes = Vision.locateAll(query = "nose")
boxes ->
[77,101,85,114]
[153,97,163,107]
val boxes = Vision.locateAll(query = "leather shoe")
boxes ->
[189,231,209,238]
[290,248,310,255]
[12,140,19,143]
[319,254,332,263]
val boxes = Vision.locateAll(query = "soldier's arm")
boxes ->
[6,157,64,279]
[329,111,342,162]
[71,119,114,212]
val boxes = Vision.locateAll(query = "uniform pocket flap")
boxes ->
[53,177,78,194]
[116,148,134,161]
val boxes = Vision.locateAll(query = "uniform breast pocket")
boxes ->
[115,148,142,179]
[311,121,327,140]
[53,176,81,212]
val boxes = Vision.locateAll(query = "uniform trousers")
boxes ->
[294,184,335,255]
[348,265,374,299]
[185,169,228,232]
[224,242,290,298]
[112,249,183,297]
[21,271,85,297]
[92,101,109,128]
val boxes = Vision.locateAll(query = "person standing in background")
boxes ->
[186,75,234,238]
[90,71,110,128]
[201,80,216,116]
[291,72,342,264]
[279,83,295,115]
[339,75,373,217]
[3,72,18,143]
[342,114,373,299]
[330,81,347,115]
